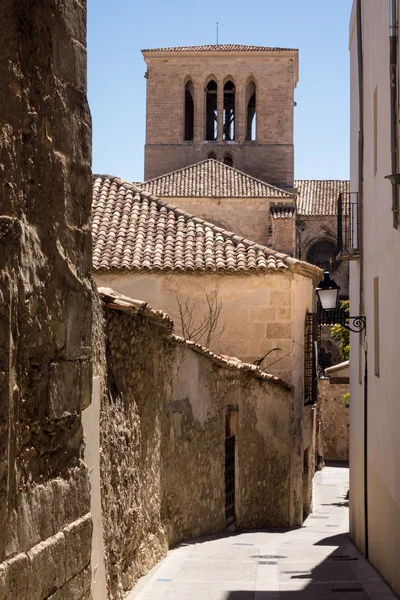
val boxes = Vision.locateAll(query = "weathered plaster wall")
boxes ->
[0,2,93,598]
[319,379,349,461]
[94,270,315,385]
[95,292,298,599]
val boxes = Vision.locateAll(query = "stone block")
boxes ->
[27,533,65,600]
[48,360,90,417]
[48,361,81,418]
[248,306,276,323]
[269,291,291,307]
[277,307,291,321]
[63,291,92,360]
[251,323,267,338]
[259,340,281,355]
[0,564,5,600]
[3,552,31,600]
[64,514,92,582]
[267,322,291,339]
[17,484,54,553]
[60,0,87,45]
[48,566,91,600]
[52,468,91,533]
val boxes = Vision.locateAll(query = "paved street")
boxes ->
[127,465,397,600]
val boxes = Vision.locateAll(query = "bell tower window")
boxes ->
[205,80,218,141]
[246,80,256,141]
[223,80,235,141]
[184,80,194,141]
[223,153,233,167]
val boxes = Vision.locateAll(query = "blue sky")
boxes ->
[88,0,352,183]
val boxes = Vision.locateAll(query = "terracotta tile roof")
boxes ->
[270,205,296,219]
[142,44,297,53]
[295,180,350,216]
[92,175,320,279]
[137,160,293,199]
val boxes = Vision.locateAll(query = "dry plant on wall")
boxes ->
[170,290,226,348]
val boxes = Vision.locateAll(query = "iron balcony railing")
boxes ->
[304,313,319,406]
[337,191,360,259]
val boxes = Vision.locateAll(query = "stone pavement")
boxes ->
[127,465,398,600]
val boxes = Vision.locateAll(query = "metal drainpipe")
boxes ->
[356,0,368,560]
[389,0,399,227]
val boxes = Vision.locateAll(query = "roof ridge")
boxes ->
[295,179,350,183]
[93,174,321,280]
[138,159,293,198]
[142,44,298,53]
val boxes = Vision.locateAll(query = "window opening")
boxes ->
[184,80,194,141]
[206,80,217,140]
[223,80,235,140]
[246,81,256,141]
[306,240,339,273]
[223,153,233,167]
[208,152,217,159]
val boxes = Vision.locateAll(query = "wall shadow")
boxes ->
[223,533,369,600]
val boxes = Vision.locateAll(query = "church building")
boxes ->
[141,43,349,303]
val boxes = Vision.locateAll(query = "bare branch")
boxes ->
[169,289,225,347]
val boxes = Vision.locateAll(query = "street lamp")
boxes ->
[316,271,340,311]
[315,271,366,333]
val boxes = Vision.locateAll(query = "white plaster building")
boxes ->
[349,1,400,595]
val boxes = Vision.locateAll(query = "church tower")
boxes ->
[142,44,298,188]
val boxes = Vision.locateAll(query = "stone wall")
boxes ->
[95,289,300,599]
[319,378,349,461]
[0,2,93,598]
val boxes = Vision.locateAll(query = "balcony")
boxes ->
[337,191,360,260]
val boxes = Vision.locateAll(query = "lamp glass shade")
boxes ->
[317,287,339,310]
[316,271,340,311]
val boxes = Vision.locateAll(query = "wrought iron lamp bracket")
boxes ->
[317,305,366,333]
[339,316,366,333]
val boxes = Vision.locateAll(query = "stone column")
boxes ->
[217,78,224,142]
[194,77,204,142]
[0,1,93,598]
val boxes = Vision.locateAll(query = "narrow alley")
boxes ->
[128,465,397,600]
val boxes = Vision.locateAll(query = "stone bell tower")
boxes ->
[142,44,298,188]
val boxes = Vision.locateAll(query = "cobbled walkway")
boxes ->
[127,465,398,600]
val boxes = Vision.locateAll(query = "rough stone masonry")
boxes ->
[0,1,93,599]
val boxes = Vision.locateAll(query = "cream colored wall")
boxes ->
[95,270,313,385]
[159,195,284,246]
[350,1,400,594]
